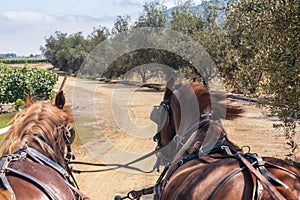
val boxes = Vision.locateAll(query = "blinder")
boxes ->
[150,99,171,143]
[63,125,76,161]
[150,99,170,126]
[63,125,75,145]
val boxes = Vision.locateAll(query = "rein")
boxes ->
[70,147,162,174]
[118,117,300,200]
[236,153,286,200]
[114,135,238,200]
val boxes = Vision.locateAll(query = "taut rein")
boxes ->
[70,147,162,174]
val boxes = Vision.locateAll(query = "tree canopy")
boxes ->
[42,0,299,158]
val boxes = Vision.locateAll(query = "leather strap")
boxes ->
[236,152,286,200]
[248,154,289,189]
[0,146,88,200]
[6,167,60,200]
[207,165,247,200]
[265,161,300,179]
[0,158,15,200]
[25,147,69,178]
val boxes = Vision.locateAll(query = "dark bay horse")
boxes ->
[0,92,89,200]
[151,78,300,200]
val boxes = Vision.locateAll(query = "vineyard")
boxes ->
[0,63,58,105]
[0,58,47,65]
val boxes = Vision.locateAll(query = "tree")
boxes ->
[226,0,300,159]
[134,1,167,28]
[169,0,233,86]
[169,0,203,35]
[88,26,110,49]
[42,30,105,73]
[112,15,131,35]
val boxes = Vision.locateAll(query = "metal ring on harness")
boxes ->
[241,145,251,153]
[193,141,202,151]
[173,135,183,145]
[127,190,139,200]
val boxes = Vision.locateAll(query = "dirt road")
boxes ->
[55,76,289,200]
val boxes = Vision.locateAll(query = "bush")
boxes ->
[0,63,58,104]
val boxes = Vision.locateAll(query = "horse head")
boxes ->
[151,78,243,165]
[0,91,75,168]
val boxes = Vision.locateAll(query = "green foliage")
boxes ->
[134,1,167,28]
[0,58,47,65]
[169,0,203,35]
[112,15,131,35]
[104,49,193,80]
[0,63,58,104]
[15,99,25,110]
[226,0,299,158]
[41,28,109,73]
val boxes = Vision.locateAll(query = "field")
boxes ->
[0,58,47,65]
[0,58,53,70]
[0,112,15,128]
[52,76,291,199]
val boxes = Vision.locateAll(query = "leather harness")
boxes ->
[121,117,300,200]
[117,92,300,200]
[0,146,86,200]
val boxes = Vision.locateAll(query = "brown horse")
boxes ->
[0,92,89,200]
[151,78,300,200]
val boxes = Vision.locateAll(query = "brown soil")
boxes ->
[55,76,290,200]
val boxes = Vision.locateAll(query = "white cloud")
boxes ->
[0,11,114,55]
[2,11,56,24]
[162,0,204,8]
[0,1,205,55]
[162,0,177,8]
[117,0,143,7]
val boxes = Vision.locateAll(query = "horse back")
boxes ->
[1,160,74,200]
[161,156,300,200]
[262,157,300,199]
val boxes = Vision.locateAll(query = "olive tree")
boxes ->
[226,0,300,159]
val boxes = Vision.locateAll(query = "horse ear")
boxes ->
[165,77,174,98]
[55,91,65,109]
[24,93,33,107]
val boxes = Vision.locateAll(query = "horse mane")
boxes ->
[188,80,244,120]
[0,100,73,167]
[170,81,242,151]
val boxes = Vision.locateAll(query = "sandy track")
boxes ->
[55,76,290,200]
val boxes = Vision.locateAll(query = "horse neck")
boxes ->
[25,134,66,167]
[173,82,239,156]
[1,134,65,168]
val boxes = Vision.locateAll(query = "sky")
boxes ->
[0,0,203,56]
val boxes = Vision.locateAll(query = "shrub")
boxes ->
[0,63,58,104]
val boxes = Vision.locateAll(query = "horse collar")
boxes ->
[0,146,82,200]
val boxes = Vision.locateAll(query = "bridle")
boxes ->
[150,93,222,166]
[63,125,76,161]
[118,86,300,200]
[61,124,87,199]
[151,98,172,149]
